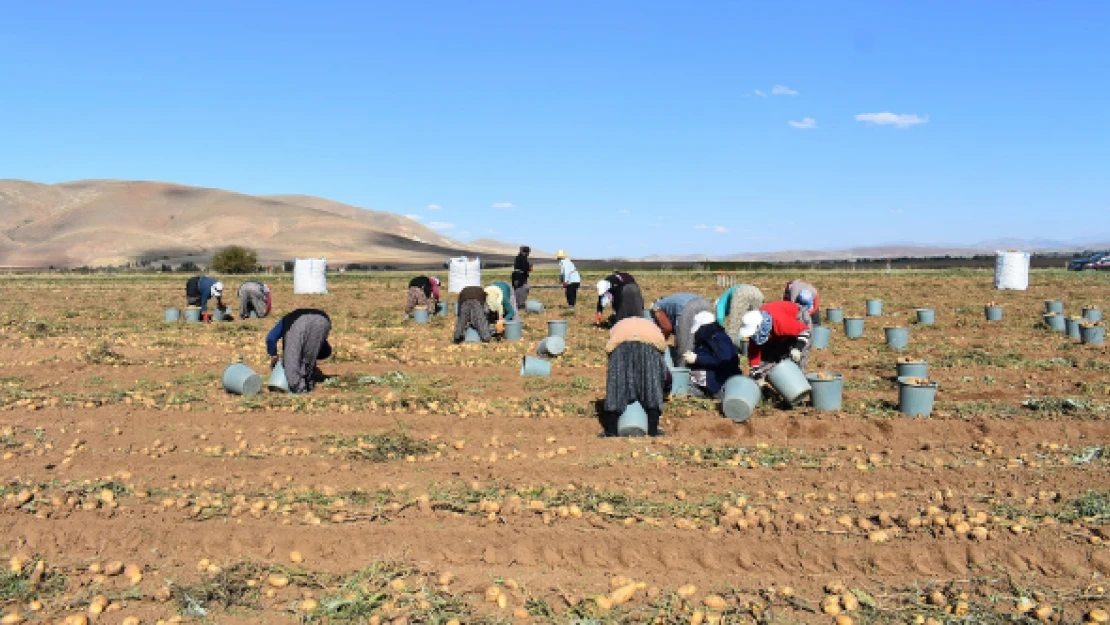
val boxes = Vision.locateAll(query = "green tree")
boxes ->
[210,246,258,274]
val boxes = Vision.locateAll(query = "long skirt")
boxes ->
[404,287,432,315]
[283,313,332,394]
[602,342,667,436]
[725,284,765,344]
[238,282,270,319]
[454,300,492,343]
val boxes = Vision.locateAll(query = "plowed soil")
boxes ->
[2,270,1109,624]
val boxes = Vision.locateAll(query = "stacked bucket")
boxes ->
[521,318,568,377]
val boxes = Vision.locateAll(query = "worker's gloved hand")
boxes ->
[562,283,567,288]
[790,348,802,363]
[496,320,505,333]
[595,313,604,325]
[683,351,697,364]
[269,355,279,370]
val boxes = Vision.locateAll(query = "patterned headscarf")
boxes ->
[753,311,773,345]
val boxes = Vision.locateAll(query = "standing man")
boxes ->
[512,246,533,311]
[556,249,581,309]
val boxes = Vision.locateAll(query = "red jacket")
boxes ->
[748,300,810,368]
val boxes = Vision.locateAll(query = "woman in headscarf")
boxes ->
[490,281,516,321]
[717,284,765,345]
[556,249,581,309]
[681,311,741,398]
[783,279,819,326]
[595,271,643,325]
[650,292,712,364]
[404,276,441,316]
[511,246,533,310]
[737,300,813,381]
[238,280,272,319]
[453,285,494,343]
[601,317,670,437]
[185,275,225,314]
[265,309,333,394]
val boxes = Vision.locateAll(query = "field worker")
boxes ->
[783,279,820,325]
[491,281,517,321]
[556,249,581,309]
[738,300,813,382]
[405,276,441,316]
[650,293,712,363]
[601,317,671,438]
[453,285,494,343]
[682,311,741,398]
[511,246,533,310]
[596,271,643,325]
[266,308,332,394]
[484,285,506,323]
[238,280,272,319]
[717,284,765,345]
[185,275,224,314]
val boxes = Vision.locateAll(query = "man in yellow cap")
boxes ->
[556,249,581,309]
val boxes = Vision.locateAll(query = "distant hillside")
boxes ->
[0,180,494,268]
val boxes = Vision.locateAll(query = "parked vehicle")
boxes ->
[1068,252,1110,271]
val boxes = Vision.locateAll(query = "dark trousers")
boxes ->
[565,283,579,307]
[599,406,661,437]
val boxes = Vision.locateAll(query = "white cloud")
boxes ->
[788,117,817,129]
[427,204,442,211]
[619,209,631,215]
[855,112,929,128]
[890,208,905,215]
[694,224,709,230]
[772,84,798,96]
[713,226,729,234]
[753,90,767,98]
[403,214,424,222]
[492,202,515,209]
[428,221,455,231]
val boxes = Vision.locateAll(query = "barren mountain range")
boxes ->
[0,180,536,268]
[0,179,1101,268]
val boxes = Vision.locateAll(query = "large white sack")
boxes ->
[994,251,1029,290]
[447,257,481,294]
[293,258,328,294]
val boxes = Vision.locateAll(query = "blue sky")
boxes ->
[1,2,1107,258]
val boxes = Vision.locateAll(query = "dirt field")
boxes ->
[2,269,1109,624]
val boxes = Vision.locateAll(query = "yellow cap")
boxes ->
[555,249,567,259]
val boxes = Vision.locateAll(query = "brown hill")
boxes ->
[0,180,490,268]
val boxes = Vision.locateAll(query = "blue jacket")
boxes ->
[691,322,741,396]
[197,276,219,312]
[652,293,699,327]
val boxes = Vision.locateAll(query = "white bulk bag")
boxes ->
[994,250,1029,290]
[447,257,481,294]
[293,258,328,294]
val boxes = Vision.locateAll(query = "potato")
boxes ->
[267,574,290,589]
[704,595,726,609]
[677,584,697,599]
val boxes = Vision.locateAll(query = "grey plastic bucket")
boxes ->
[1044,313,1065,332]
[164,308,181,322]
[670,367,691,397]
[184,307,202,323]
[1083,307,1103,322]
[525,299,545,314]
[212,306,230,322]
[896,359,928,379]
[825,307,844,323]
[898,379,938,417]
[915,308,935,325]
[866,299,883,316]
[884,326,909,351]
[436,302,449,317]
[721,376,762,423]
[1080,323,1106,345]
[267,361,291,393]
[538,336,566,357]
[984,305,1003,321]
[1066,316,1082,339]
[1045,300,1064,314]
[806,373,843,411]
[664,348,674,369]
[503,320,522,341]
[617,402,649,437]
[844,317,865,338]
[413,309,430,324]
[464,327,482,343]
[222,363,262,396]
[547,319,568,338]
[520,355,552,377]
[249,310,260,319]
[810,325,831,350]
[767,361,812,405]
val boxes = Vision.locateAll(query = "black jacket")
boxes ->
[511,254,532,288]
[408,276,433,297]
